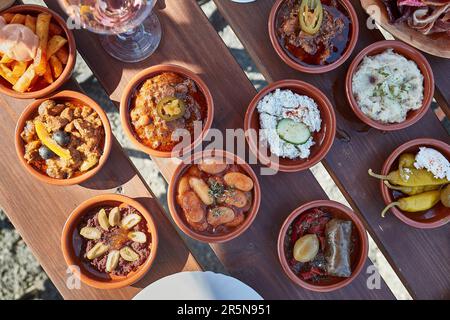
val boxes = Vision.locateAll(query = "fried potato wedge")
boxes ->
[0,64,18,85]
[10,13,26,25]
[47,35,67,59]
[43,65,53,84]
[13,64,36,93]
[1,13,14,23]
[55,46,69,64]
[49,55,63,78]
[11,61,28,78]
[25,15,37,33]
[35,13,51,76]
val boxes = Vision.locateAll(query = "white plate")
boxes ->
[133,271,263,300]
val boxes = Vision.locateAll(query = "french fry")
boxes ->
[10,14,26,25]
[49,22,63,36]
[55,47,69,65]
[0,55,13,64]
[35,13,51,76]
[25,15,37,33]
[1,13,14,23]
[47,35,68,59]
[0,64,18,85]
[11,61,28,79]
[43,65,53,84]
[49,55,63,79]
[13,64,36,93]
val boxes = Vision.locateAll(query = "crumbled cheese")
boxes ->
[257,89,321,159]
[414,147,450,180]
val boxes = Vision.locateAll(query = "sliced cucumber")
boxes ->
[276,118,311,145]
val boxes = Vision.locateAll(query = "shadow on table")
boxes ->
[129,196,197,290]
[80,140,137,191]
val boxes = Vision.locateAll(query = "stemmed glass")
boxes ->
[58,0,162,63]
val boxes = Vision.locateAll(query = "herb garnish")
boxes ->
[208,179,225,199]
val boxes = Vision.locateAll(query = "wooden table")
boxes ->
[0,0,447,300]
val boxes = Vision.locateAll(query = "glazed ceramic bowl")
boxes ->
[61,194,159,290]
[346,40,434,131]
[268,0,359,74]
[120,64,214,158]
[244,79,336,172]
[380,138,449,229]
[15,90,112,185]
[168,150,261,243]
[278,200,368,292]
[0,5,76,99]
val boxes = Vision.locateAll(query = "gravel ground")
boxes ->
[2,0,445,300]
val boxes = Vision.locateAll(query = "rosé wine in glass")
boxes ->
[58,0,162,62]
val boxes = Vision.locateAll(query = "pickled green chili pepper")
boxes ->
[299,0,323,35]
[368,168,449,187]
[398,153,416,182]
[381,190,441,218]
[157,97,186,121]
[383,181,440,196]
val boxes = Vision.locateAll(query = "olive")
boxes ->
[441,185,450,208]
[293,234,319,263]
[39,146,55,160]
[52,130,70,147]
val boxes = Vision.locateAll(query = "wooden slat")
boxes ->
[213,0,450,299]
[0,83,201,300]
[44,0,395,299]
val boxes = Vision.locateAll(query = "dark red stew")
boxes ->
[276,0,352,67]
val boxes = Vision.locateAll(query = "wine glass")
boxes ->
[58,0,162,63]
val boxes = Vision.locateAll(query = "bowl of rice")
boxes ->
[380,138,449,229]
[244,80,336,172]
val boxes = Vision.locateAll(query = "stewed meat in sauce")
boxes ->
[75,205,152,277]
[176,159,255,236]
[277,0,351,66]
[20,99,105,179]
[130,72,208,152]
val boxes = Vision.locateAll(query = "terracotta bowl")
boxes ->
[167,150,261,243]
[277,200,368,292]
[0,5,76,99]
[15,90,112,186]
[120,64,214,158]
[244,80,336,172]
[380,138,449,229]
[61,194,159,290]
[268,0,359,74]
[345,40,434,131]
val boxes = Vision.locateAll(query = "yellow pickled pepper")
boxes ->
[383,181,440,196]
[381,190,441,218]
[368,168,449,187]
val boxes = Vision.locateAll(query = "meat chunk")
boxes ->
[44,115,69,132]
[20,120,36,143]
[38,100,65,116]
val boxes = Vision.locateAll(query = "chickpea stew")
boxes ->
[176,158,257,237]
